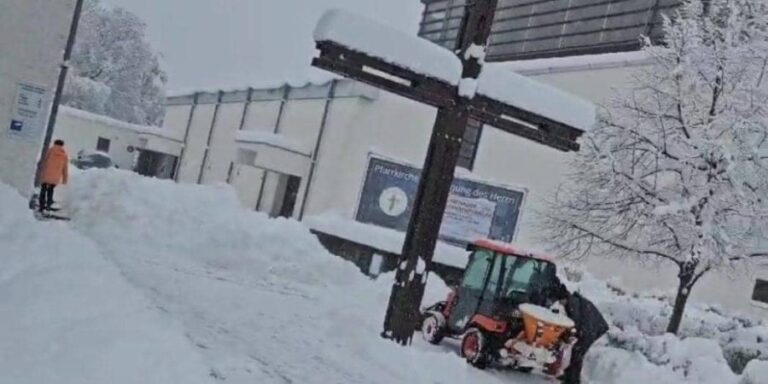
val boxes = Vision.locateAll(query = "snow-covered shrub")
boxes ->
[563,267,767,378]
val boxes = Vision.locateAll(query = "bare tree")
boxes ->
[543,0,768,334]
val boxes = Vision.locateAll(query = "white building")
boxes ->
[0,0,76,196]
[55,106,182,178]
[161,0,767,318]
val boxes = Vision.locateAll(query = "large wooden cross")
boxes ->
[312,0,589,345]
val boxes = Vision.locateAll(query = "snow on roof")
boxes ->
[166,72,337,98]
[472,239,555,263]
[476,66,597,132]
[304,214,470,268]
[314,9,463,86]
[490,51,652,75]
[235,129,311,156]
[60,106,184,142]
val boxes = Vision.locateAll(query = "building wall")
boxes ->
[302,93,437,219]
[163,65,767,317]
[0,0,75,196]
[55,108,138,169]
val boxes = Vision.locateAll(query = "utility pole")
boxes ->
[34,0,85,187]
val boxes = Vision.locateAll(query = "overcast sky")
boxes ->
[101,0,424,91]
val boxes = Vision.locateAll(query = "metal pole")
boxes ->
[197,91,223,184]
[298,80,337,220]
[174,93,199,182]
[34,0,85,187]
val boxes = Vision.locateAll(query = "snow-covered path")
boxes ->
[66,170,549,384]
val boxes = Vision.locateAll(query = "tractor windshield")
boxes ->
[497,255,556,307]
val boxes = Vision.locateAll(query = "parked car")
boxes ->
[71,150,116,170]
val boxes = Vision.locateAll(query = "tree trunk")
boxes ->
[666,263,694,334]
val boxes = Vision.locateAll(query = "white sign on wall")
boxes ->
[7,83,47,141]
[440,195,497,243]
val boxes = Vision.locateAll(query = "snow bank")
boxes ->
[0,182,211,383]
[314,9,463,85]
[68,169,362,289]
[58,169,766,383]
[305,213,470,268]
[563,268,768,383]
[740,359,768,383]
[66,169,528,384]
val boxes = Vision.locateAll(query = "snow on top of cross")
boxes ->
[477,66,597,132]
[314,9,463,86]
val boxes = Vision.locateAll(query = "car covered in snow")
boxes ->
[71,150,116,170]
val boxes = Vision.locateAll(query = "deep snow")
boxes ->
[1,168,766,383]
[0,181,211,383]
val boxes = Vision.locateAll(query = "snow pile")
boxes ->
[314,9,463,85]
[305,213,470,268]
[52,169,766,383]
[68,169,361,289]
[65,169,533,384]
[0,182,212,383]
[562,268,768,382]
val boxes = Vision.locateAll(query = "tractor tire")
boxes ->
[420,314,445,345]
[461,328,490,369]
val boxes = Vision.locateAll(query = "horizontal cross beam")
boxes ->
[313,41,457,109]
[470,96,582,152]
[313,41,583,152]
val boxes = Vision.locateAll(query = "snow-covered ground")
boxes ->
[1,169,767,383]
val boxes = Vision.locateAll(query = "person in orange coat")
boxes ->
[38,139,69,212]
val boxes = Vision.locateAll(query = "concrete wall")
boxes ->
[0,0,75,196]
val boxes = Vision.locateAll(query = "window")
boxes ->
[461,250,493,290]
[419,0,681,61]
[96,137,111,153]
[457,118,483,170]
[752,279,768,304]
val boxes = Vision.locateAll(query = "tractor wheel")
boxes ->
[461,328,490,369]
[421,314,445,345]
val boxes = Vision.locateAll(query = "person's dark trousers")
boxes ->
[38,183,55,212]
[561,342,586,383]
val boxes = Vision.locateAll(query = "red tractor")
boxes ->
[421,239,577,377]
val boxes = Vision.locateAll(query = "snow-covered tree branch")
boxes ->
[62,0,167,125]
[542,0,768,334]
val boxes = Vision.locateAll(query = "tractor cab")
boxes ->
[420,239,573,372]
[445,239,559,333]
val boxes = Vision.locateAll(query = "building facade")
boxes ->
[54,107,182,177]
[162,0,768,317]
[0,0,77,196]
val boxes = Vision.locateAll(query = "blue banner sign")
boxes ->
[356,156,526,245]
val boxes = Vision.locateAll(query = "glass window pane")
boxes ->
[462,250,493,290]
[424,10,447,23]
[426,0,450,12]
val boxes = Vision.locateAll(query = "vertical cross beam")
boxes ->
[382,0,499,345]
